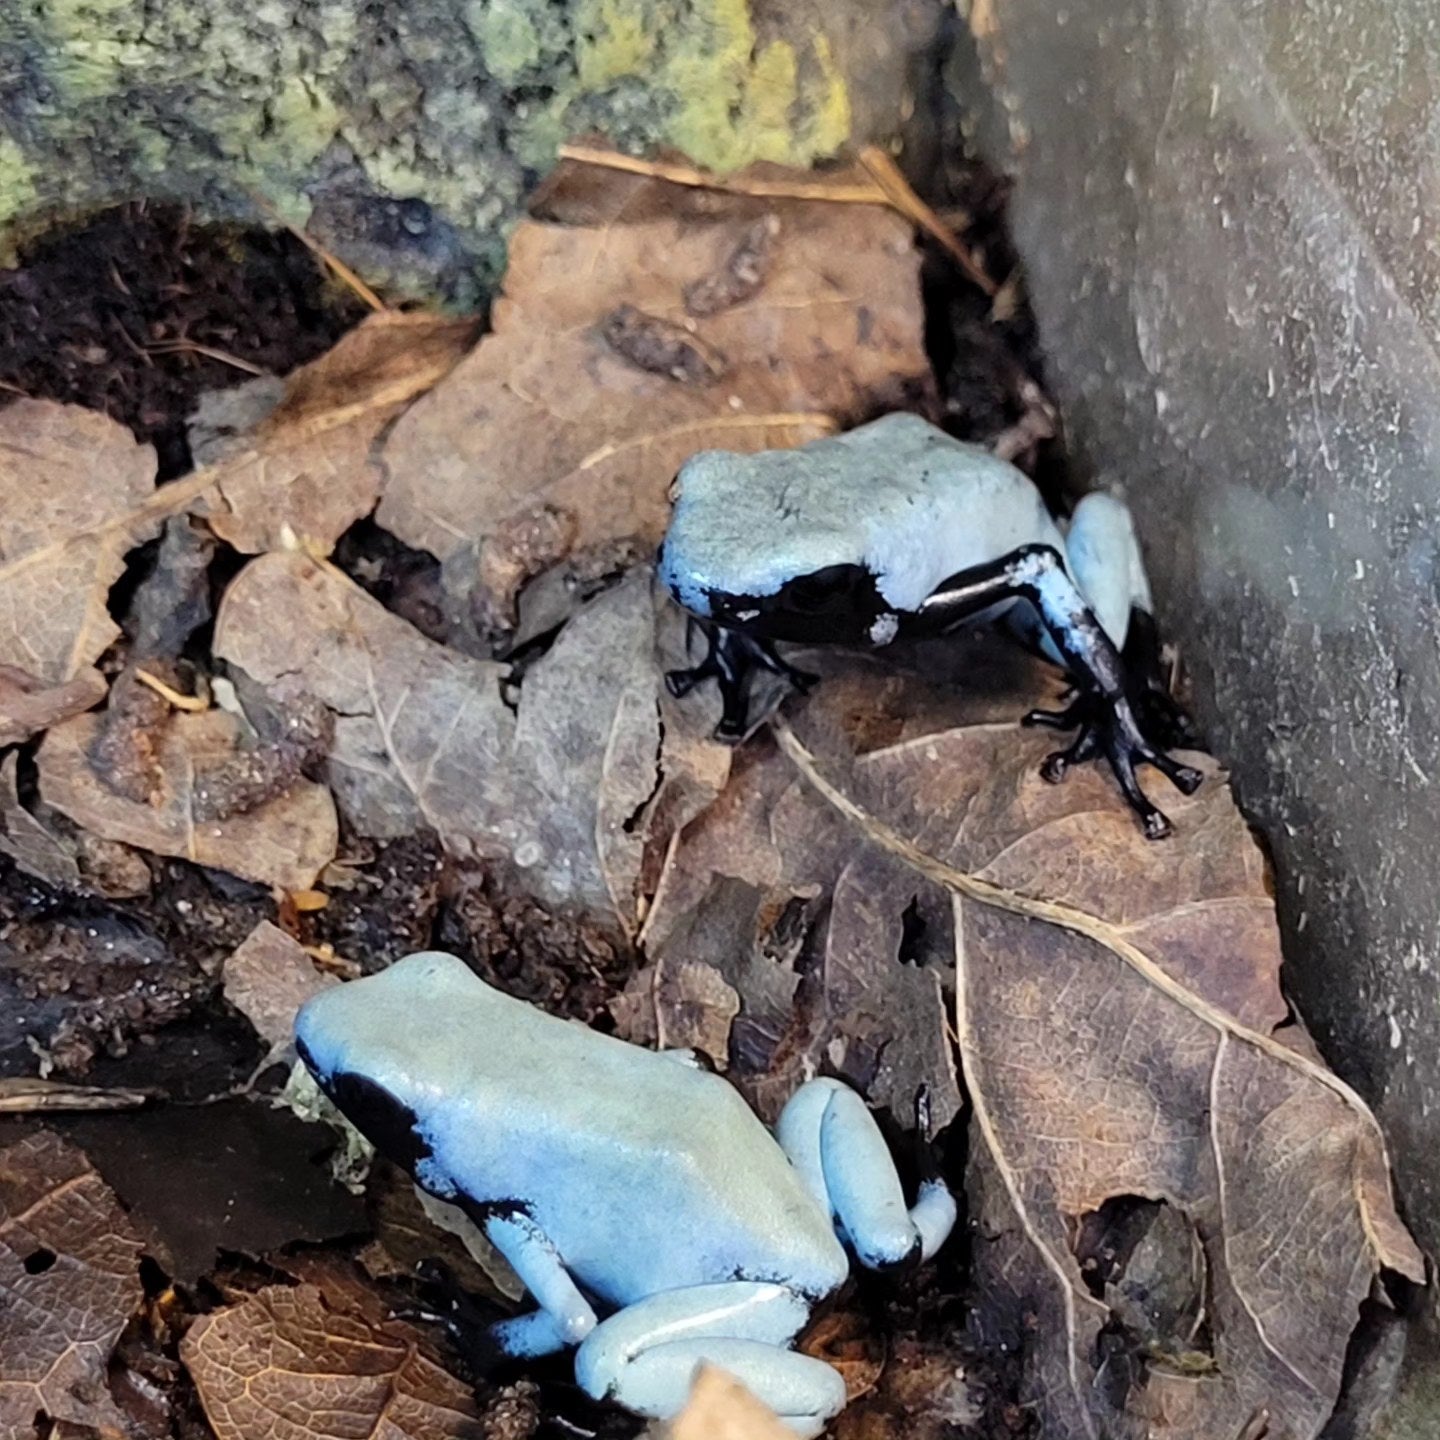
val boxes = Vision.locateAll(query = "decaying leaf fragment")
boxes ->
[38,708,337,891]
[659,1366,793,1440]
[223,920,337,1063]
[0,399,161,683]
[611,958,741,1066]
[738,655,1425,1440]
[194,311,477,555]
[0,662,106,745]
[641,678,963,1130]
[216,552,685,929]
[0,1131,146,1435]
[377,161,930,568]
[182,1281,479,1440]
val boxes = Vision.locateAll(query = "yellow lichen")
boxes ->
[803,34,852,158]
[745,41,799,163]
[660,0,853,172]
[244,77,342,176]
[575,0,659,87]
[0,137,39,244]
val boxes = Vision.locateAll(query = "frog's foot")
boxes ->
[1022,688,1091,732]
[665,621,817,743]
[574,1282,844,1437]
[1038,692,1203,841]
[776,1077,957,1271]
[1024,668,1198,753]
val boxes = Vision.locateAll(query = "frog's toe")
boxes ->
[1136,684,1204,752]
[713,713,748,743]
[665,665,706,698]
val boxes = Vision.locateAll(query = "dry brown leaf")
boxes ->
[659,1366,793,1440]
[223,920,337,1060]
[709,653,1425,1440]
[214,549,516,842]
[182,1281,478,1440]
[377,161,930,566]
[0,749,80,888]
[195,311,477,554]
[37,708,337,891]
[0,663,106,744]
[0,400,160,683]
[611,958,741,1066]
[215,553,683,929]
[641,686,962,1129]
[0,1131,146,1435]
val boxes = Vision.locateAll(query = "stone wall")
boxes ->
[954,0,1440,1418]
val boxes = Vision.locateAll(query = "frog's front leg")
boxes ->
[919,544,1202,839]
[477,1209,597,1357]
[775,1078,957,1270]
[574,1281,845,1437]
[665,619,818,742]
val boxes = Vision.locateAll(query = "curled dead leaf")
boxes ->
[195,310,477,555]
[747,659,1423,1440]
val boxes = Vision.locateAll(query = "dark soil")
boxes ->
[0,202,365,479]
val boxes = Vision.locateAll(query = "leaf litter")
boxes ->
[0,152,1423,1440]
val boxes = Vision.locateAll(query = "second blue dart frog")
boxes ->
[296,951,956,1436]
[658,412,1202,839]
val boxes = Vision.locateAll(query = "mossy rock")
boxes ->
[1,0,941,304]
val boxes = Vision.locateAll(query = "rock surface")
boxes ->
[0,0,943,302]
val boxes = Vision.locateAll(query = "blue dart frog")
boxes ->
[658,412,1201,839]
[296,951,956,1435]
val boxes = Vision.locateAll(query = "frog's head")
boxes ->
[659,453,893,644]
[295,952,486,1190]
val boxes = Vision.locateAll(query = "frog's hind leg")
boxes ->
[775,1078,957,1271]
[665,620,817,742]
[574,1281,844,1437]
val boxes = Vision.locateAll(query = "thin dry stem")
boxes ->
[857,145,998,296]
[558,142,890,205]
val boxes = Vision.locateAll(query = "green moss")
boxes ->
[466,0,543,83]
[238,77,342,179]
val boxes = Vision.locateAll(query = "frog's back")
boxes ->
[296,953,848,1305]
[663,412,1062,615]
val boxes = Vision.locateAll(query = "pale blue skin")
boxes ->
[659,411,1154,656]
[296,952,957,1436]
